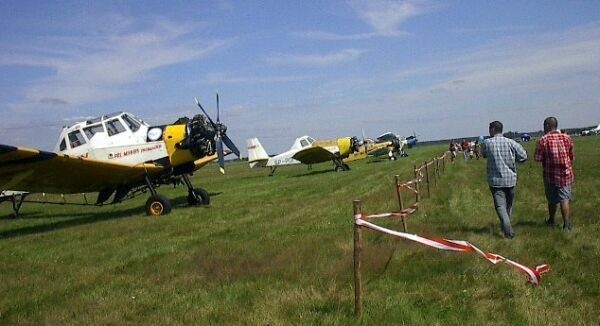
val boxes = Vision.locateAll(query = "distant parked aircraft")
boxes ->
[247,135,361,175]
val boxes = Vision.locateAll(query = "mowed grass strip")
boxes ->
[1,137,599,324]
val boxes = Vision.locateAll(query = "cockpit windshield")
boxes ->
[68,129,87,148]
[83,123,105,140]
[122,114,141,132]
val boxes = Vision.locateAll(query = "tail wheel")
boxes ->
[187,188,210,206]
[145,194,172,216]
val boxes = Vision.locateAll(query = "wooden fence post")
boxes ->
[353,200,363,318]
[442,153,446,173]
[424,161,431,197]
[432,158,437,187]
[414,165,420,205]
[394,175,407,232]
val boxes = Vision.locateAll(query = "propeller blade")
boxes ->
[194,97,217,128]
[216,93,220,123]
[222,134,240,157]
[216,137,225,174]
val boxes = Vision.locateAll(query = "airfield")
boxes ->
[1,137,599,324]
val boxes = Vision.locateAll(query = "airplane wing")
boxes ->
[376,132,396,142]
[292,146,337,164]
[0,144,165,194]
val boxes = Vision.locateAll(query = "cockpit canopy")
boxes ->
[55,112,148,152]
[290,136,315,151]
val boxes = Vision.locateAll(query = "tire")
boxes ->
[342,164,350,171]
[145,194,172,216]
[335,165,344,172]
[187,187,210,206]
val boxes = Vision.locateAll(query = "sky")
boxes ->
[1,0,600,153]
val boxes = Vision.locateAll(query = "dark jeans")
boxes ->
[490,187,515,237]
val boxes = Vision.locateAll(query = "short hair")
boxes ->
[544,117,558,130]
[489,121,503,134]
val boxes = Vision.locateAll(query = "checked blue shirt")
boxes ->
[483,135,528,187]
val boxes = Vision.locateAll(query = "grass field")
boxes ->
[1,137,599,324]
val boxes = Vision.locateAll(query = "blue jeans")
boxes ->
[490,187,515,237]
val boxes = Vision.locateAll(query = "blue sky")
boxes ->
[1,0,600,153]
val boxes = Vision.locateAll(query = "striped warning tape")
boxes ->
[355,215,550,285]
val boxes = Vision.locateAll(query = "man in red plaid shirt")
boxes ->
[534,117,574,231]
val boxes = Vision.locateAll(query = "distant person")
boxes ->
[474,140,481,160]
[483,121,528,239]
[534,117,574,231]
[461,139,469,162]
[449,141,457,162]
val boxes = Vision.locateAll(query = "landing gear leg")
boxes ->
[10,193,27,218]
[144,175,172,216]
[182,174,210,206]
[268,166,277,177]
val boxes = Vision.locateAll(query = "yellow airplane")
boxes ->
[0,95,239,217]
[247,135,361,175]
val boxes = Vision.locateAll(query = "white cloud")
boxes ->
[204,72,323,84]
[349,0,438,34]
[294,0,437,41]
[266,49,366,66]
[291,30,410,41]
[0,17,231,107]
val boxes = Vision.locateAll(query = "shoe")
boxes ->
[504,233,515,239]
[545,218,556,227]
[563,222,572,232]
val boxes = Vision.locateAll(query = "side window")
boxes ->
[122,114,141,132]
[83,124,105,140]
[68,130,86,148]
[300,139,309,147]
[59,138,67,151]
[105,119,126,136]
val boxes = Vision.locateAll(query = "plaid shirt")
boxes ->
[483,135,528,187]
[534,131,574,187]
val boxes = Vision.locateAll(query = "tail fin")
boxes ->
[246,138,269,168]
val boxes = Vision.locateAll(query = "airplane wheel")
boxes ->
[145,194,172,216]
[343,164,350,171]
[335,166,344,172]
[187,188,210,206]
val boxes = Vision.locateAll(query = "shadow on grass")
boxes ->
[0,206,141,240]
[0,194,214,239]
[290,169,338,178]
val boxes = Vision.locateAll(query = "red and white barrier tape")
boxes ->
[362,203,419,219]
[355,215,550,285]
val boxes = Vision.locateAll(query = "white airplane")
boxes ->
[247,135,360,175]
[581,123,600,136]
[0,95,240,216]
[366,132,418,160]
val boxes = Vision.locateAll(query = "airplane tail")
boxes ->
[246,138,269,168]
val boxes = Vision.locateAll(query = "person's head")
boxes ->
[489,121,503,136]
[544,117,558,133]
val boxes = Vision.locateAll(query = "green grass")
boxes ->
[1,137,599,324]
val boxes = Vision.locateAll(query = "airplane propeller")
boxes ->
[194,94,240,174]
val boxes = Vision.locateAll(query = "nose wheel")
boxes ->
[182,174,210,206]
[187,187,210,205]
[333,158,350,172]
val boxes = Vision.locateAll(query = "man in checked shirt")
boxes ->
[483,121,528,239]
[534,117,574,231]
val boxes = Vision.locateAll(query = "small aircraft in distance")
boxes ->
[581,123,600,136]
[0,94,240,217]
[360,132,418,160]
[247,135,361,175]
